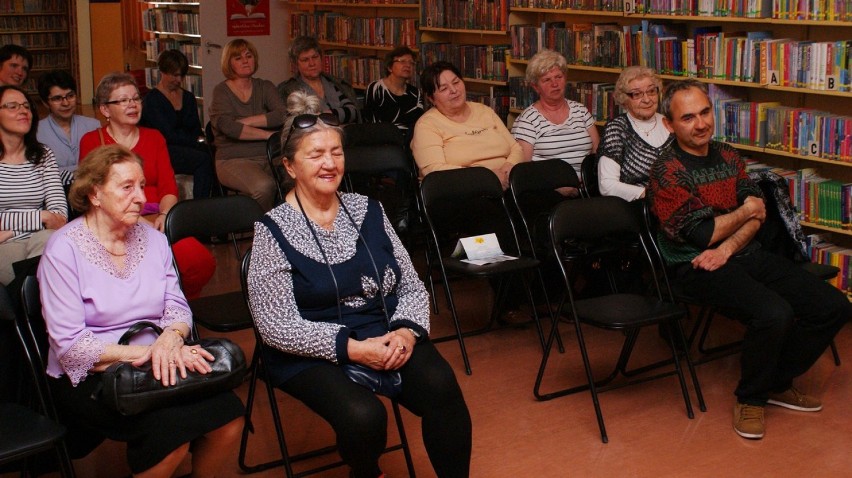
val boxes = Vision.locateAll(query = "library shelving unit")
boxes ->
[283,0,420,90]
[0,0,78,99]
[504,0,852,291]
[419,0,513,119]
[139,1,203,106]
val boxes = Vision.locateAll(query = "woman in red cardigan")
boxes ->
[79,72,214,299]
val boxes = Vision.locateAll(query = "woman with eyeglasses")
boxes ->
[278,35,360,125]
[598,66,672,201]
[210,38,287,211]
[141,49,214,199]
[363,46,424,141]
[0,84,67,286]
[510,49,598,195]
[79,72,215,299]
[248,113,471,478]
[36,70,100,187]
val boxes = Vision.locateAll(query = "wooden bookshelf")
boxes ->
[0,0,79,99]
[284,0,420,89]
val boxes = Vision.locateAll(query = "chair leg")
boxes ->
[572,320,609,443]
[391,401,416,478]
[674,319,706,413]
[423,243,439,314]
[55,440,76,478]
[436,264,472,375]
[663,321,696,420]
[830,339,841,366]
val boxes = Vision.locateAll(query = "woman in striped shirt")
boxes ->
[511,49,599,196]
[0,85,67,285]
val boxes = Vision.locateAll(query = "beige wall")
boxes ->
[76,0,93,105]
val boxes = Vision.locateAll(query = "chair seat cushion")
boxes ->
[189,291,253,332]
[0,403,66,464]
[444,256,541,277]
[573,293,686,329]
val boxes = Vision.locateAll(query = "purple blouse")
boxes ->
[38,218,192,386]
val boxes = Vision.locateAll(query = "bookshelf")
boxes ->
[139,1,203,105]
[418,0,513,119]
[0,0,78,99]
[284,0,419,90]
[502,0,852,291]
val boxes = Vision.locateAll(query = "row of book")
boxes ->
[0,0,65,14]
[509,21,852,91]
[771,0,852,20]
[322,50,386,88]
[0,13,66,32]
[143,68,203,98]
[508,77,624,120]
[467,86,512,122]
[806,234,852,293]
[0,32,67,49]
[420,43,510,82]
[289,12,418,49]
[509,0,624,11]
[29,50,67,70]
[142,8,200,36]
[708,85,852,161]
[145,39,201,68]
[420,0,508,31]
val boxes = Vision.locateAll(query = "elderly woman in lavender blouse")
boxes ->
[38,144,243,477]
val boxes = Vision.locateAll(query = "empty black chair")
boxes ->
[237,250,416,477]
[342,122,415,236]
[164,195,265,333]
[266,129,286,206]
[579,153,600,198]
[535,196,705,443]
[420,167,549,375]
[0,281,75,477]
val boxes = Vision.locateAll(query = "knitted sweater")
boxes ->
[648,141,762,264]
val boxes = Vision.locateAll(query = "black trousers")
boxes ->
[280,340,472,478]
[675,249,850,405]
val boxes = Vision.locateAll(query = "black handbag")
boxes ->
[96,321,248,416]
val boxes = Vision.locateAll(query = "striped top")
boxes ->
[0,149,67,241]
[511,99,595,177]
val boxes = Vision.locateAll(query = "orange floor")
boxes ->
[22,239,852,477]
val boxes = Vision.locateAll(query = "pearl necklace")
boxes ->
[629,114,658,137]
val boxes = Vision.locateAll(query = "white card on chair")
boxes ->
[451,233,517,265]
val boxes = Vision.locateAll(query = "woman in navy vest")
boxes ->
[246,113,471,478]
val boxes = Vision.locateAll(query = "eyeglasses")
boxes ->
[282,113,341,154]
[393,59,416,66]
[47,92,77,104]
[0,101,31,112]
[625,87,659,100]
[104,96,142,107]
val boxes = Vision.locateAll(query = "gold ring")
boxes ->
[399,345,406,353]
[190,349,198,355]
[169,360,175,365]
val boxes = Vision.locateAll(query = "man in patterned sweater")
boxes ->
[648,79,849,440]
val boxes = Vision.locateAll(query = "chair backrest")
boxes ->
[6,277,54,418]
[342,122,411,178]
[509,159,582,257]
[420,167,523,255]
[266,130,286,204]
[580,153,600,198]
[164,194,265,245]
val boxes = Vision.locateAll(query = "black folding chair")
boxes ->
[534,196,705,443]
[0,281,75,477]
[266,130,286,206]
[579,153,600,198]
[164,195,265,333]
[420,167,550,375]
[237,250,416,477]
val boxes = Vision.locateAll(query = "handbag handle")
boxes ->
[118,321,163,345]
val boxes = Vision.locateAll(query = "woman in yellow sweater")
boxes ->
[411,61,523,190]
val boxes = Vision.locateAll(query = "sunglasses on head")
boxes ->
[282,113,340,154]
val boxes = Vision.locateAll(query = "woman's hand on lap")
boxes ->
[382,329,416,371]
[148,330,186,386]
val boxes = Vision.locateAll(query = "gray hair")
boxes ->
[614,66,662,106]
[525,49,567,84]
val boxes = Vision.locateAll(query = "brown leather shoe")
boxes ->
[733,402,765,439]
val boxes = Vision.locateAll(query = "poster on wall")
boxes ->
[227,0,270,37]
